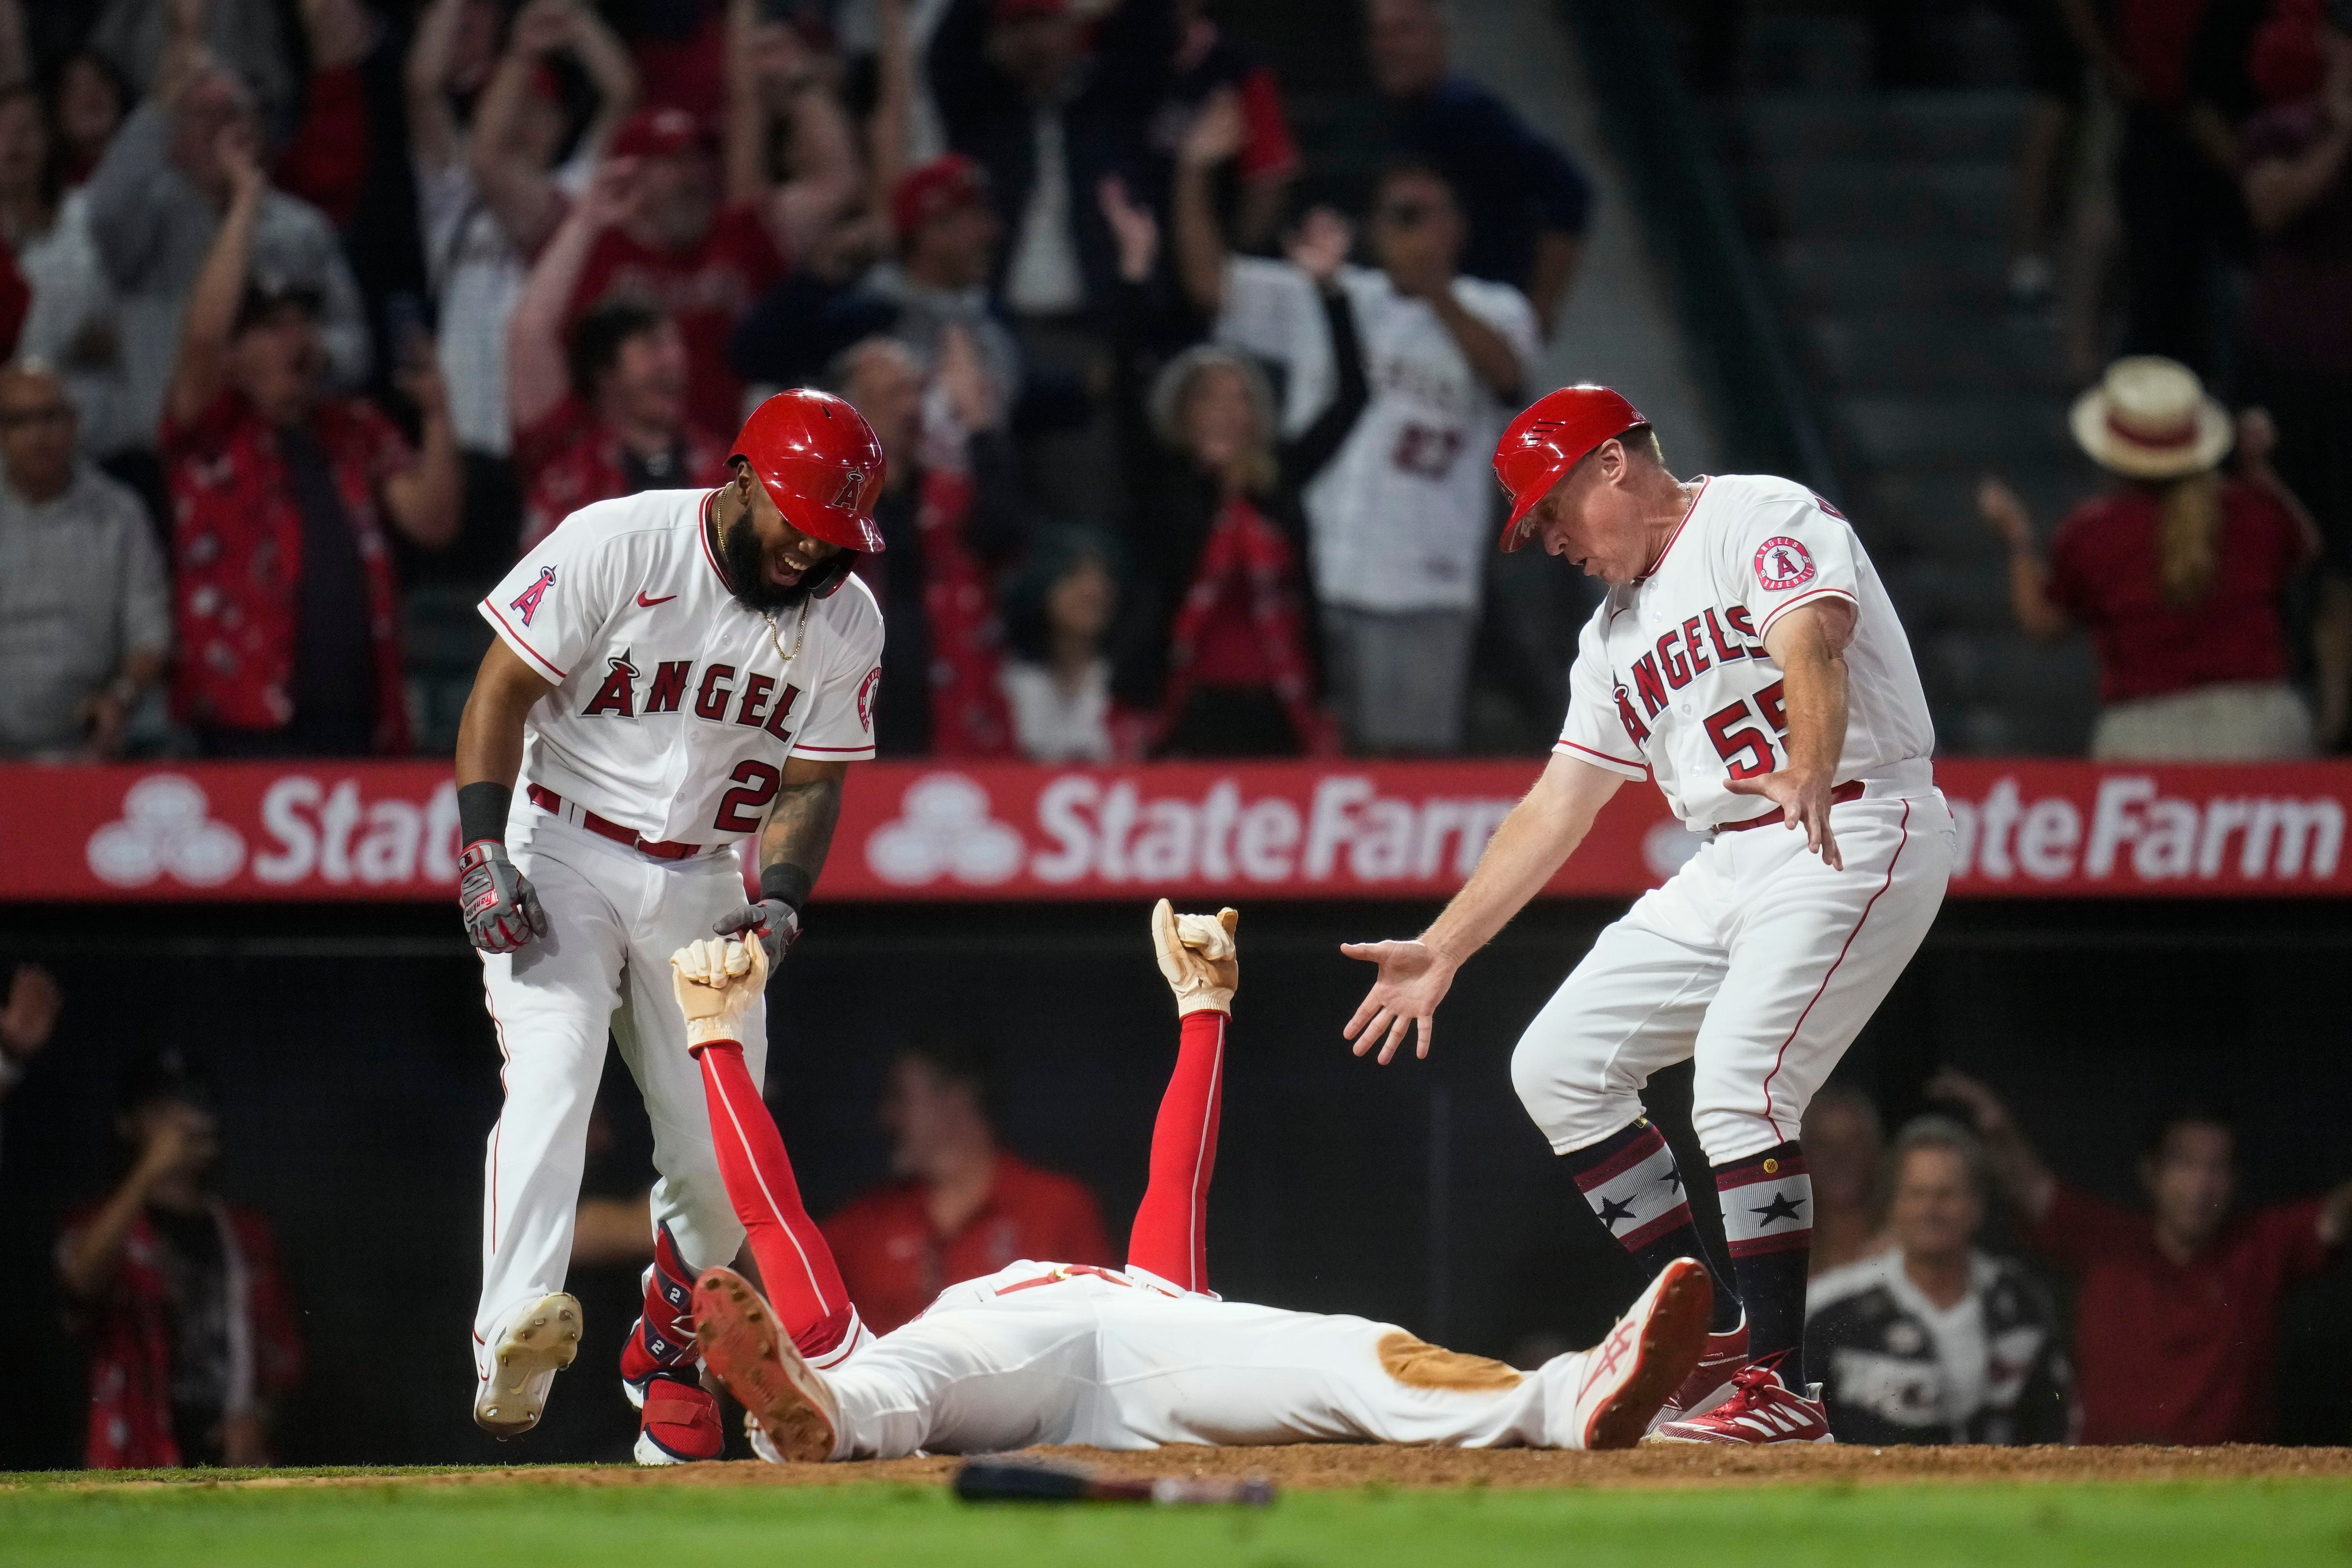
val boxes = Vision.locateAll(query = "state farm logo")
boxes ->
[86,775,246,887]
[866,774,1025,886]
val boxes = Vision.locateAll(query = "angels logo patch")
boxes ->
[856,666,881,733]
[1753,537,1816,592]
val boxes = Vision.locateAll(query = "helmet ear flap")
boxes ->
[804,551,859,599]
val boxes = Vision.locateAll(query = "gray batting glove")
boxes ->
[711,899,800,971]
[459,841,550,954]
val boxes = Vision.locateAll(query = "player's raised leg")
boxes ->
[1649,795,1952,1445]
[1507,855,1752,1421]
[469,816,631,1438]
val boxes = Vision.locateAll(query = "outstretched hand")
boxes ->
[1340,938,1457,1064]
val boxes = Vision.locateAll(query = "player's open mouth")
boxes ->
[766,556,808,587]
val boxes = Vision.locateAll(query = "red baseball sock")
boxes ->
[1125,1010,1227,1292]
[693,1038,855,1361]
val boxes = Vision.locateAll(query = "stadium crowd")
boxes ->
[0,0,1598,767]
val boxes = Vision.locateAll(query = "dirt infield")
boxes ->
[43,1444,2352,1495]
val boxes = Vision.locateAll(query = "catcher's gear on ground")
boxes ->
[669,936,769,1049]
[1151,899,1239,1016]
[458,840,550,953]
[1493,384,1648,550]
[712,898,801,969]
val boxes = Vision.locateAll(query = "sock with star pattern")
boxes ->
[1713,1141,1814,1385]
[1561,1119,1742,1332]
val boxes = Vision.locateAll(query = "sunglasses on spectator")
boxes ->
[0,405,72,431]
[1376,200,1439,228]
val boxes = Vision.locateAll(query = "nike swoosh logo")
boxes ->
[636,592,678,607]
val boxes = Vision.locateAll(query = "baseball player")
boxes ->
[665,902,1713,1462]
[1342,386,1954,1445]
[451,389,887,1464]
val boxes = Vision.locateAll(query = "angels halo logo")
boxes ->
[1753,536,1816,592]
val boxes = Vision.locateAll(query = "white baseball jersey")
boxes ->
[480,489,884,846]
[1554,473,1935,831]
[1214,258,1540,613]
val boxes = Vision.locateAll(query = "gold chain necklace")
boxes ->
[761,597,812,666]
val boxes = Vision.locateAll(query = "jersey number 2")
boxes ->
[1703,680,1788,778]
[713,761,782,833]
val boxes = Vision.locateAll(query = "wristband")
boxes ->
[759,862,814,912]
[458,781,514,847]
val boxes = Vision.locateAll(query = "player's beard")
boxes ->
[718,510,812,613]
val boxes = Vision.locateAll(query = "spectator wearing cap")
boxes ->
[424,0,640,462]
[0,361,169,759]
[1364,0,1591,335]
[508,159,731,555]
[1805,1116,2076,1447]
[2239,2,2352,746]
[1176,102,1537,755]
[824,1038,1111,1335]
[1933,1068,2352,1446]
[1144,0,1300,253]
[1978,355,2321,760]
[84,7,369,484]
[57,1045,304,1469]
[1104,182,1359,756]
[730,151,1025,408]
[163,133,459,757]
[561,1,860,436]
[928,0,1176,517]
[837,331,1034,756]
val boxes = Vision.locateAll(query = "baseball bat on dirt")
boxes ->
[952,1458,1276,1506]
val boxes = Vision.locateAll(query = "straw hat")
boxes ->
[2068,356,2233,480]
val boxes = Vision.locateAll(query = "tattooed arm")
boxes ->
[713,758,847,969]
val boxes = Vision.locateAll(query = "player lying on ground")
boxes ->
[665,903,1713,1461]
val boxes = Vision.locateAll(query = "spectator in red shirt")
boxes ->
[555,1,860,437]
[1933,1068,2352,1446]
[506,158,730,554]
[1978,354,2320,760]
[164,126,460,755]
[823,1038,1111,1334]
[57,1046,303,1469]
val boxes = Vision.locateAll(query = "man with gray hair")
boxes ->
[0,360,169,758]
[1804,1115,2074,1446]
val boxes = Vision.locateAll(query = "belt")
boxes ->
[1714,779,1865,835]
[527,785,707,860]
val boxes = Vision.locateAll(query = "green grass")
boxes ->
[2,1475,2348,1568]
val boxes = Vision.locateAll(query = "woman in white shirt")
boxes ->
[999,526,1123,763]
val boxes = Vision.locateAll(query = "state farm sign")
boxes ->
[0,760,2346,903]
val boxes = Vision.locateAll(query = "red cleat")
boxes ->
[632,1375,724,1464]
[1645,1317,1749,1434]
[691,1266,841,1463]
[1564,1258,1713,1450]
[1644,1362,1834,1445]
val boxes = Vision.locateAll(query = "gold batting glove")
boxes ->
[668,935,768,1049]
[1151,898,1239,1016]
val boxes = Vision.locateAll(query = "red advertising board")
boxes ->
[1,759,2346,903]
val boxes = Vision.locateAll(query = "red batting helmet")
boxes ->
[1492,385,1648,551]
[730,389,888,558]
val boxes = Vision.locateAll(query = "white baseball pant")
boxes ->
[1512,791,1954,1166]
[471,805,762,1372]
[823,1270,1588,1457]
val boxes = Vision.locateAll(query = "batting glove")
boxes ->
[1152,899,1239,1015]
[669,935,768,1049]
[458,841,549,954]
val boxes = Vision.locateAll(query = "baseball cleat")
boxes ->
[691,1266,841,1463]
[1646,1315,1749,1434]
[1643,1362,1834,1445]
[633,1373,726,1464]
[1565,1257,1713,1450]
[472,1292,582,1439]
